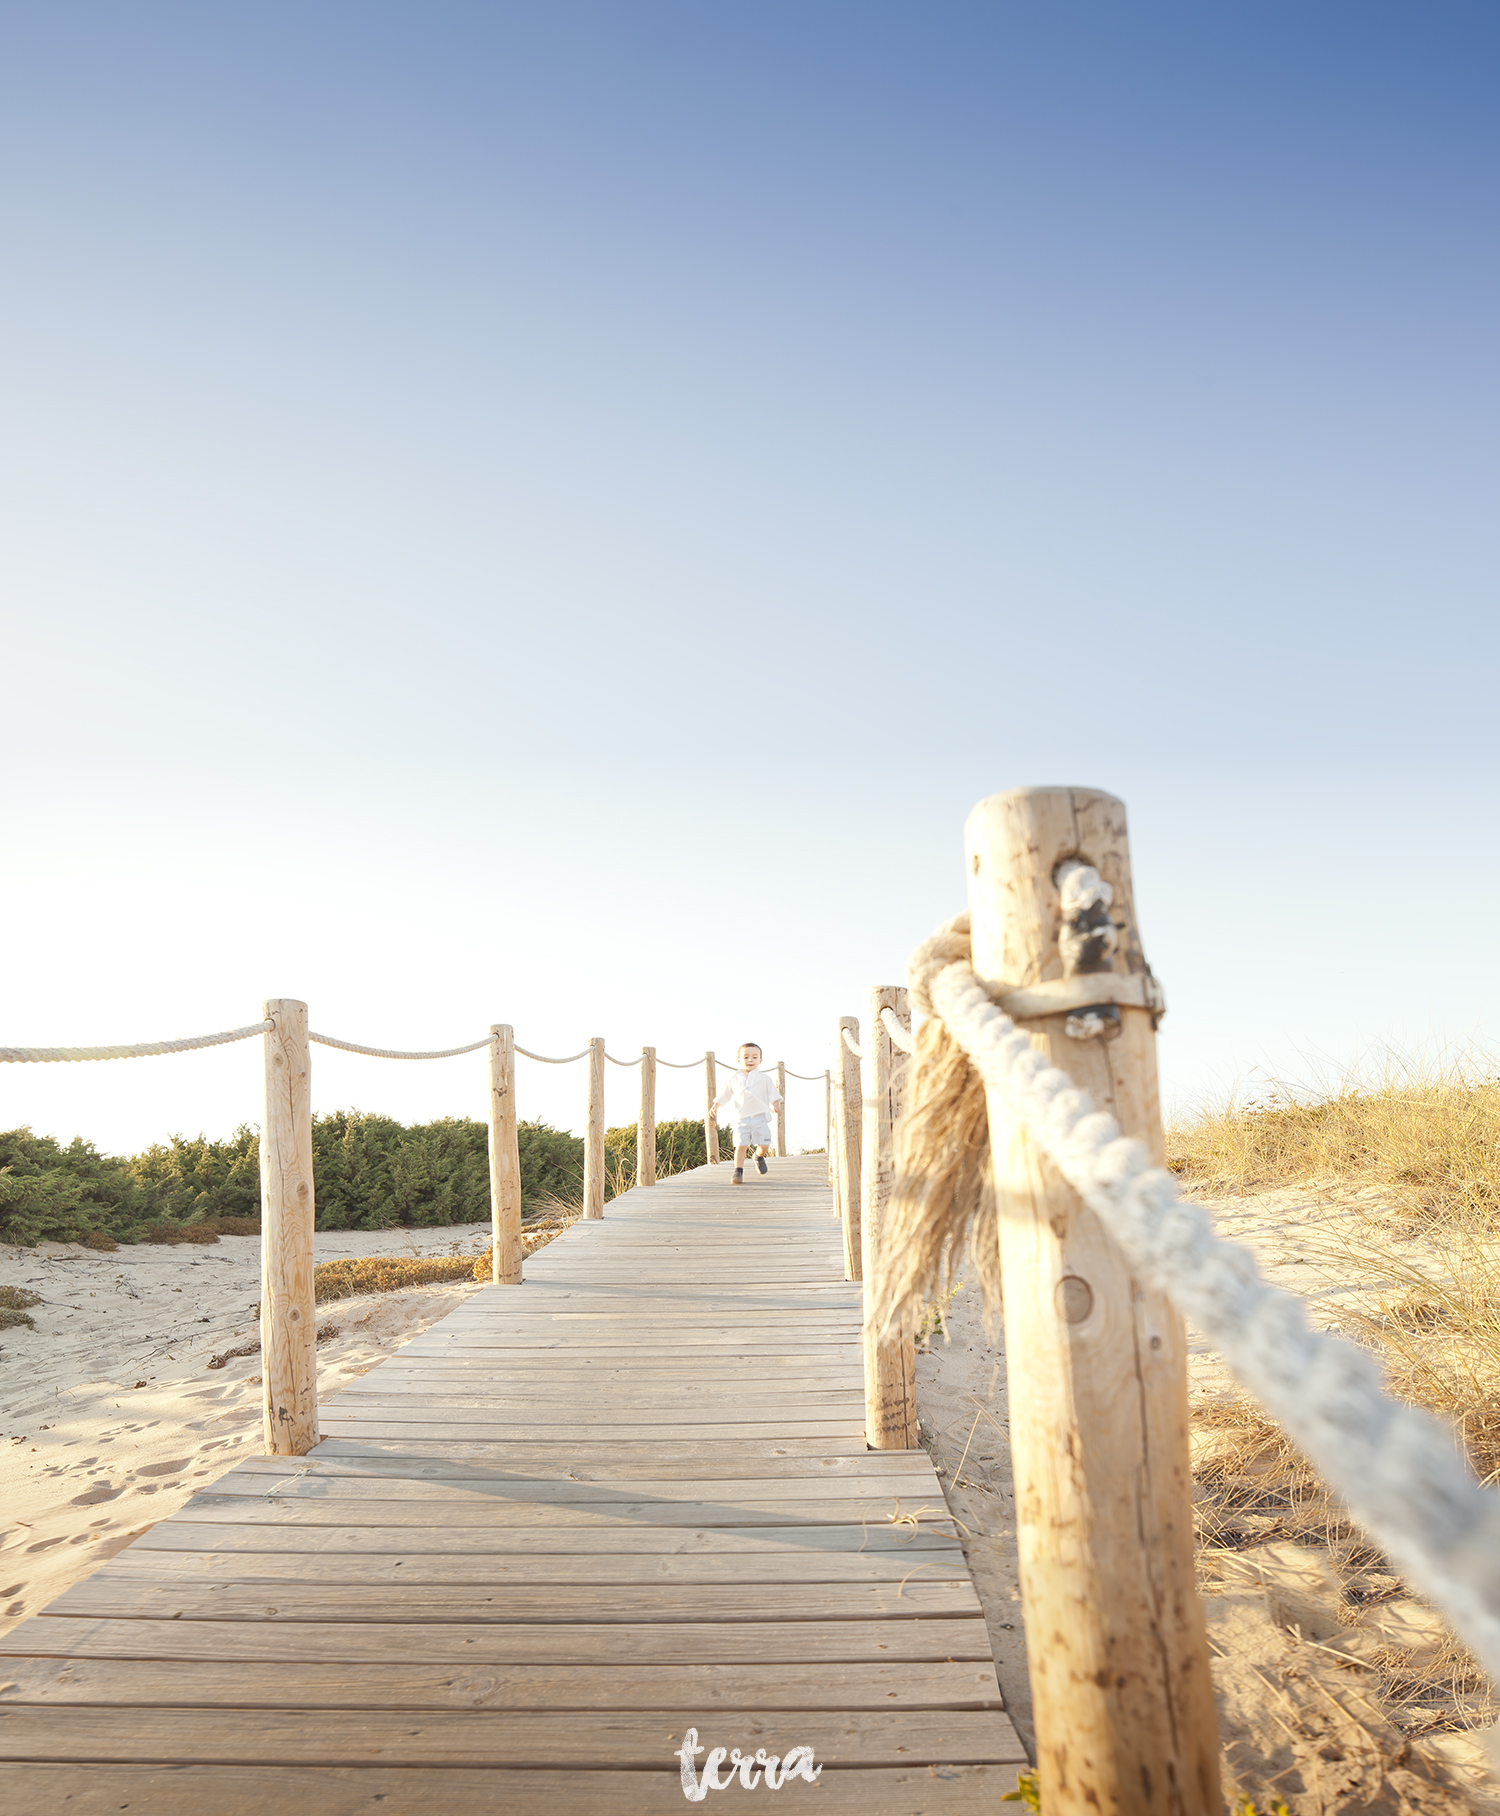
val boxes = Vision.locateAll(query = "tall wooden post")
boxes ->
[704,1052,720,1164]
[584,1037,606,1220]
[862,986,918,1448]
[638,1046,657,1187]
[487,1024,523,1284]
[259,999,318,1457]
[834,1016,863,1281]
[967,787,1220,1816]
[774,1060,787,1156]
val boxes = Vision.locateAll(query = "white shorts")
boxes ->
[735,1114,774,1148]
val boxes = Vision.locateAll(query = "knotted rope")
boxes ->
[873,911,1500,1679]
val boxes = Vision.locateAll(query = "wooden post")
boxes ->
[825,1069,834,1188]
[862,986,918,1448]
[834,1015,863,1281]
[638,1046,657,1187]
[487,1024,523,1284]
[583,1037,606,1219]
[259,999,318,1457]
[967,787,1220,1816]
[774,1060,787,1157]
[704,1052,720,1164]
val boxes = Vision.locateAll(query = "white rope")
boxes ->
[783,1068,826,1081]
[516,1046,591,1065]
[880,1008,916,1054]
[922,949,1500,1680]
[309,1031,494,1060]
[1,1021,274,1063]
[605,1052,644,1067]
[657,1055,706,1069]
[841,1027,868,1061]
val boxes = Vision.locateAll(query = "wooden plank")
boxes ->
[5,1614,999,1664]
[0,1655,1004,1710]
[0,1706,1025,1767]
[164,1498,955,1530]
[44,1579,985,1624]
[131,1522,966,1558]
[0,1762,1024,1816]
[75,1548,975,1587]
[196,1471,944,1502]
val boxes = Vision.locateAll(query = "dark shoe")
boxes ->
[756,1156,768,1175]
[732,1168,744,1185]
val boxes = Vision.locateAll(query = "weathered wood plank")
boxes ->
[0,1656,1002,1710]
[0,1762,1025,1816]
[5,1614,999,1664]
[44,1579,984,1624]
[0,1706,1025,1767]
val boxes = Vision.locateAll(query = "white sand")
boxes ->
[0,1221,492,1639]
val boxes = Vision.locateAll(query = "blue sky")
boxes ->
[4,3,1497,1154]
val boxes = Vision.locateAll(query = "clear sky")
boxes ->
[4,2,1497,1156]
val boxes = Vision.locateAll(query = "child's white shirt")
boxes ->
[714,1068,782,1118]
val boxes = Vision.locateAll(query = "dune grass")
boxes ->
[1168,1057,1500,1746]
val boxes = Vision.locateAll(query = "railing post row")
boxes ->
[833,1015,862,1281]
[968,786,1219,1813]
[487,1023,523,1283]
[704,1051,720,1164]
[861,985,918,1448]
[584,1037,606,1219]
[259,998,318,1457]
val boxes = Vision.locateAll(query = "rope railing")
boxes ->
[841,1026,868,1060]
[604,1051,644,1067]
[0,1021,275,1064]
[879,1007,916,1054]
[308,1031,495,1060]
[515,1045,591,1064]
[895,927,1500,1681]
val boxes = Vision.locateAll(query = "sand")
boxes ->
[0,1220,491,1640]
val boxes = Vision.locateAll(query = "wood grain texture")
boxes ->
[966,787,1219,1816]
[583,1036,606,1218]
[862,984,919,1450]
[0,1763,1026,1816]
[258,999,318,1458]
[704,1050,720,1164]
[835,1015,863,1280]
[486,1023,523,1283]
[4,1157,1008,1807]
[638,1046,657,1187]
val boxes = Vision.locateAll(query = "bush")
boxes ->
[0,1110,730,1248]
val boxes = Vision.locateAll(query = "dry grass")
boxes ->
[1166,1053,1500,1225]
[1169,1059,1500,1764]
[472,1200,582,1278]
[312,1254,479,1302]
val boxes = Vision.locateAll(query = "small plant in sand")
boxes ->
[0,1285,43,1331]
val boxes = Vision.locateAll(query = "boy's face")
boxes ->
[739,1045,762,1068]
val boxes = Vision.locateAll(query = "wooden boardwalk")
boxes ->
[0,1156,1024,1812]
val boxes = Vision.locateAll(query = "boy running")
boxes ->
[713,1043,783,1186]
